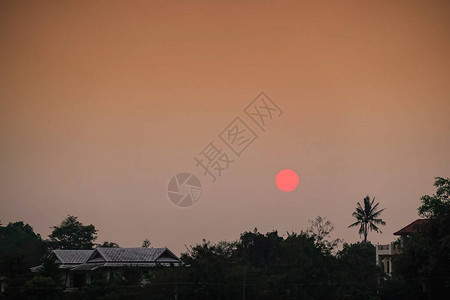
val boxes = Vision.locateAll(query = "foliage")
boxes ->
[1,216,387,299]
[47,215,98,250]
[98,241,120,248]
[306,216,342,255]
[336,242,383,299]
[141,239,151,248]
[143,228,375,299]
[349,195,386,243]
[82,270,126,300]
[36,256,63,285]
[4,178,450,299]
[391,177,450,299]
[0,221,46,284]
[418,176,450,218]
[23,275,63,299]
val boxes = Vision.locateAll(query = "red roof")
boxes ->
[393,219,428,235]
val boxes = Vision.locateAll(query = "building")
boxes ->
[375,242,399,275]
[31,247,182,289]
[376,219,428,275]
[393,218,428,246]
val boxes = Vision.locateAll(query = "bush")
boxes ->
[23,275,63,299]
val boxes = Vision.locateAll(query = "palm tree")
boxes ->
[348,195,386,243]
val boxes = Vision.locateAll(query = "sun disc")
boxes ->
[275,169,299,192]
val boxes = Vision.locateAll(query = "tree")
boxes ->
[390,177,450,299]
[142,239,151,248]
[99,241,120,248]
[306,216,342,254]
[24,275,63,299]
[418,176,450,218]
[37,255,63,284]
[177,239,240,299]
[348,195,385,243]
[336,242,382,298]
[0,221,46,286]
[48,215,98,250]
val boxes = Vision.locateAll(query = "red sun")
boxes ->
[275,169,299,192]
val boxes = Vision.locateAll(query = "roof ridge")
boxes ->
[96,247,166,249]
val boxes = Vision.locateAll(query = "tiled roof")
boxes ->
[69,261,178,271]
[104,262,170,267]
[393,219,428,235]
[70,263,105,271]
[31,247,181,273]
[53,250,95,264]
[93,247,175,262]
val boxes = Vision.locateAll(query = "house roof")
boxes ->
[52,250,95,264]
[393,219,428,235]
[70,263,105,271]
[103,262,173,267]
[31,250,95,272]
[90,247,179,263]
[31,247,181,272]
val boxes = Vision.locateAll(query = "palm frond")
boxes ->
[372,218,386,225]
[370,202,380,214]
[358,224,365,235]
[369,223,382,233]
[348,221,361,228]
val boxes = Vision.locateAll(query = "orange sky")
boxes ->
[1,0,449,254]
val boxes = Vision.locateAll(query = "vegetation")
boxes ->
[0,221,46,288]
[385,177,450,299]
[1,177,449,299]
[348,195,386,243]
[47,215,98,250]
[1,219,380,299]
[98,241,120,248]
[145,229,380,300]
[141,239,151,248]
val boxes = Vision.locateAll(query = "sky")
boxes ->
[1,0,449,255]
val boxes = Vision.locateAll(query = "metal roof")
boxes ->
[52,250,95,264]
[92,247,178,262]
[103,262,173,267]
[30,248,182,272]
[70,263,105,271]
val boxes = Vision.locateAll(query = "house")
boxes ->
[393,218,428,247]
[31,247,182,288]
[376,219,428,275]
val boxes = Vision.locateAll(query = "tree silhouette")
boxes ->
[418,176,450,218]
[391,177,450,299]
[98,241,120,248]
[348,196,385,243]
[142,239,151,248]
[0,221,46,280]
[306,216,342,254]
[48,215,98,250]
